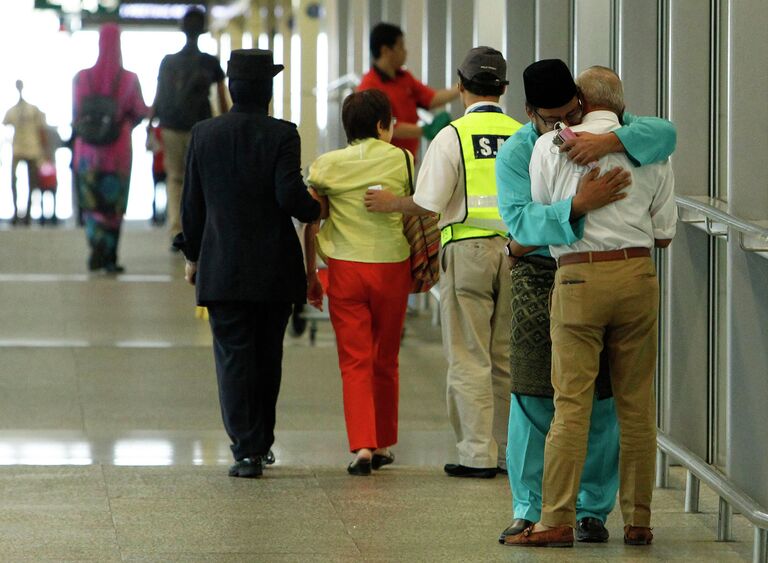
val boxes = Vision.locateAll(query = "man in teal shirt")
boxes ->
[496,59,676,545]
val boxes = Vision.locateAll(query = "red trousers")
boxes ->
[326,258,411,452]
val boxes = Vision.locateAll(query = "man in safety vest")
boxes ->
[365,46,521,478]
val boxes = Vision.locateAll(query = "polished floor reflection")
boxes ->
[0,224,754,561]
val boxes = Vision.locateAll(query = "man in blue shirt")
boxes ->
[496,59,676,545]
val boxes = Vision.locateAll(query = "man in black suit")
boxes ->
[178,49,324,478]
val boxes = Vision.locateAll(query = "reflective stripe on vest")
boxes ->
[441,110,523,245]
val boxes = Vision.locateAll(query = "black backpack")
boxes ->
[156,54,212,130]
[75,71,122,146]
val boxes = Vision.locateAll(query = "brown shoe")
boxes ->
[502,524,574,547]
[624,525,653,545]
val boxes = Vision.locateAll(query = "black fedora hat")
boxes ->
[227,49,284,80]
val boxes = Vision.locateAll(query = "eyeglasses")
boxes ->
[533,99,583,129]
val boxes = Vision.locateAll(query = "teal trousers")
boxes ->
[507,393,620,522]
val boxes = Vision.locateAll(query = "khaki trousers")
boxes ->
[440,237,512,468]
[541,256,658,528]
[162,128,192,239]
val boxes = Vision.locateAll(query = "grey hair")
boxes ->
[575,66,624,114]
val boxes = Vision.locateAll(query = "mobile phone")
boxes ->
[368,184,383,191]
[552,122,577,147]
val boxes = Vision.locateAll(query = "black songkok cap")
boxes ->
[523,59,577,109]
[227,49,284,80]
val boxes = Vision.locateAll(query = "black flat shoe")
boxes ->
[347,458,372,476]
[103,263,125,274]
[371,451,395,470]
[443,463,497,478]
[262,449,275,466]
[88,253,105,272]
[228,457,263,478]
[498,519,534,543]
[576,517,609,543]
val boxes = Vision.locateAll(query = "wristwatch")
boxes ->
[503,240,515,257]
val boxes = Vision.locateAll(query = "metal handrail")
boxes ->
[675,195,768,252]
[657,430,768,562]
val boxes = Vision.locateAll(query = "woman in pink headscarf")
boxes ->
[73,23,148,273]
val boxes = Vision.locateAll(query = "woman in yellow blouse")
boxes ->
[305,89,412,475]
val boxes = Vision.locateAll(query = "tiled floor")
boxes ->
[0,224,756,561]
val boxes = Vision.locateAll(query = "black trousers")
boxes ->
[207,301,292,461]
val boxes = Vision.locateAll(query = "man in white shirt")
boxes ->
[504,66,677,547]
[365,47,522,478]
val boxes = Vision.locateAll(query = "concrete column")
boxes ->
[293,0,321,166]
[247,0,267,48]
[323,0,344,152]
[572,0,610,73]
[402,0,425,81]
[505,0,535,120]
[383,0,403,23]
[474,0,506,52]
[266,0,277,51]
[535,0,572,65]
[446,0,474,115]
[424,0,447,86]
[276,0,292,120]
[228,16,245,51]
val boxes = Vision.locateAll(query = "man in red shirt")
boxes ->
[358,23,458,160]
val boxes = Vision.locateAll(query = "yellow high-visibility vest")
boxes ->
[441,108,523,246]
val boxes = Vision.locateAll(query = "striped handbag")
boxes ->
[400,149,440,293]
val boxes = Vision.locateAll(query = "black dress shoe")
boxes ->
[371,451,395,470]
[347,458,372,476]
[443,463,497,478]
[228,457,263,478]
[498,519,534,543]
[262,449,275,466]
[576,517,609,543]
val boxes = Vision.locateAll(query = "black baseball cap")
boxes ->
[457,46,509,86]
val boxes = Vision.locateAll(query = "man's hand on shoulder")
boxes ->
[570,166,632,219]
[560,131,623,166]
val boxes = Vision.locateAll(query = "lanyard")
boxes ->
[467,105,504,115]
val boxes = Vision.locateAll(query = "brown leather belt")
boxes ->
[557,247,651,267]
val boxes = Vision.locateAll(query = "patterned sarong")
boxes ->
[509,256,557,398]
[510,255,612,399]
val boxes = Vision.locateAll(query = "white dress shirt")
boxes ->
[529,110,678,259]
[413,101,504,229]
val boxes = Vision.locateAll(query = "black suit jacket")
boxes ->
[180,105,320,305]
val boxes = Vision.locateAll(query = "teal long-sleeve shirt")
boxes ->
[495,112,677,257]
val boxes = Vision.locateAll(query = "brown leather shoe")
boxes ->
[502,524,574,547]
[624,525,653,545]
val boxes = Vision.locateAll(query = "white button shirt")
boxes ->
[413,101,504,228]
[528,110,677,259]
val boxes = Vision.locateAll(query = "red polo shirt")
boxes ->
[358,65,436,159]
